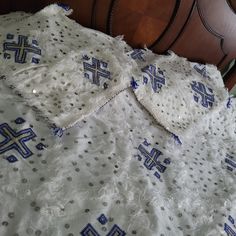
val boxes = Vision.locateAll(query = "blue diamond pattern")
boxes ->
[15,117,26,124]
[6,155,18,163]
[97,214,108,225]
[36,143,46,151]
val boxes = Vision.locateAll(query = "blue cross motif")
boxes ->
[138,144,166,173]
[191,81,214,108]
[83,56,111,86]
[141,65,166,93]
[81,214,126,236]
[224,215,236,236]
[3,34,41,64]
[130,49,145,61]
[136,139,171,180]
[192,63,209,78]
[0,123,36,163]
[225,154,236,172]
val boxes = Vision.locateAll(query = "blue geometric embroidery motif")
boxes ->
[130,49,145,61]
[97,214,108,225]
[171,133,182,145]
[227,97,233,109]
[3,34,41,64]
[136,139,170,180]
[81,223,100,236]
[229,215,235,225]
[142,65,166,93]
[224,215,236,236]
[0,123,36,162]
[225,154,236,172]
[14,117,26,125]
[138,144,164,171]
[36,143,47,151]
[143,138,151,146]
[192,63,210,79]
[83,55,111,86]
[52,126,64,138]
[107,225,126,236]
[130,77,139,90]
[191,81,214,108]
[81,214,126,236]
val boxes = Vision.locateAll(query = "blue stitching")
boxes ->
[0,123,36,162]
[3,35,41,64]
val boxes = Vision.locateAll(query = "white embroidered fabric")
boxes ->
[0,5,133,129]
[0,5,235,236]
[128,49,229,140]
[0,12,32,26]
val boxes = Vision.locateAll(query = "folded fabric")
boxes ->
[128,49,229,141]
[0,4,133,129]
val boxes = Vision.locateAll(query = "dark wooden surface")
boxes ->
[225,65,236,90]
[1,0,236,89]
[109,0,175,47]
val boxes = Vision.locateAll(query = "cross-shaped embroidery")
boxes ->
[136,139,170,180]
[138,144,166,172]
[142,65,166,92]
[193,63,207,78]
[0,123,36,162]
[3,34,41,64]
[83,55,111,86]
[191,81,214,108]
[130,49,145,61]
